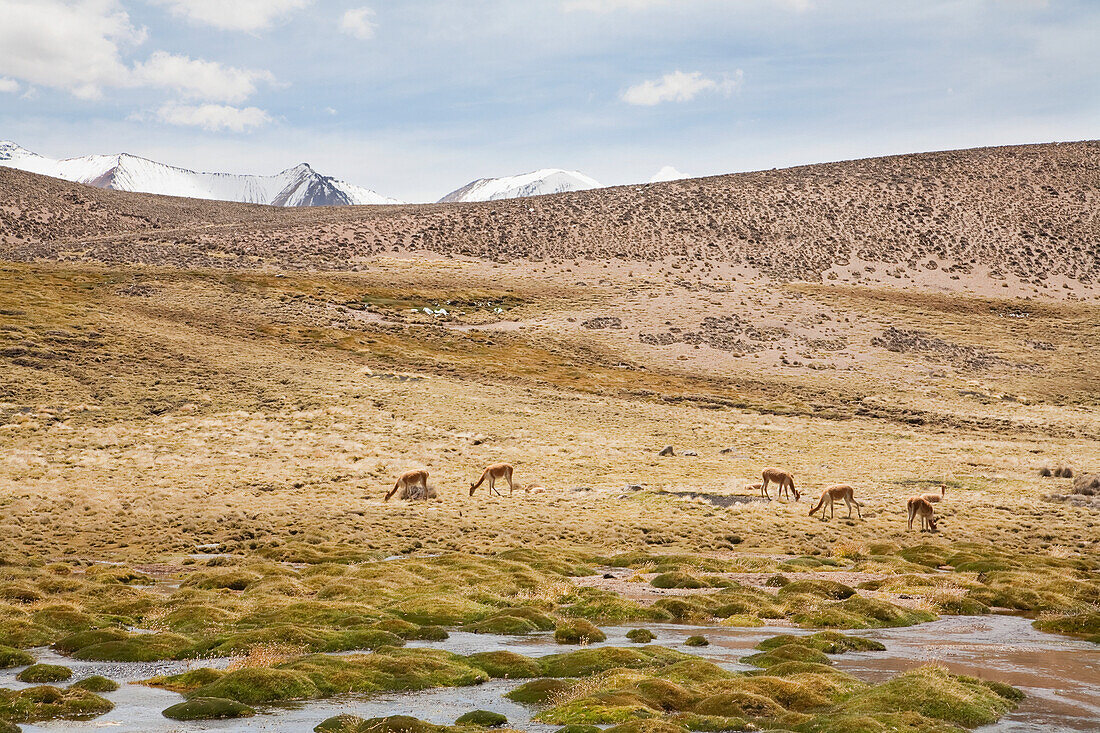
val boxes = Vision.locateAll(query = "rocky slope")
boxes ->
[1,141,1097,293]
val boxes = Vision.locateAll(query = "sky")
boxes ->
[0,0,1097,202]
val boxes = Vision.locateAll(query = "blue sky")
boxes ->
[1,0,1097,202]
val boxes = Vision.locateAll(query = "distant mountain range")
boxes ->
[437,168,600,203]
[0,141,400,207]
[0,141,613,207]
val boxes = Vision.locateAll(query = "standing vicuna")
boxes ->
[761,468,800,501]
[385,469,430,501]
[808,484,863,519]
[907,496,938,532]
[920,484,946,503]
[470,463,517,497]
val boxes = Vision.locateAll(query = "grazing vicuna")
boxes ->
[808,484,863,519]
[470,463,516,497]
[761,468,800,501]
[907,496,938,532]
[385,469,430,502]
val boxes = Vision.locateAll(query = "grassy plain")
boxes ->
[1,255,1097,732]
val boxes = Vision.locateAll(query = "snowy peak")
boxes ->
[439,168,601,203]
[0,141,399,207]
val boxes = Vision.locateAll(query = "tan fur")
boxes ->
[470,462,516,497]
[385,469,429,502]
[920,484,946,503]
[808,483,863,519]
[745,482,763,494]
[907,496,938,532]
[761,468,800,501]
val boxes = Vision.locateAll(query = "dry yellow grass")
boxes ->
[0,260,1096,565]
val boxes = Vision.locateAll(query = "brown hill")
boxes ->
[1,141,1098,291]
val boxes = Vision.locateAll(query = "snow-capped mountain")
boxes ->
[0,141,400,207]
[439,168,600,203]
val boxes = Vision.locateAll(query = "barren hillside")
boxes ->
[1,141,1098,294]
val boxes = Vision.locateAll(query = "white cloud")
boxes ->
[622,70,743,106]
[564,0,668,10]
[133,52,275,103]
[155,102,272,132]
[565,0,812,10]
[0,77,19,94]
[649,165,686,182]
[148,0,312,32]
[340,7,377,40]
[0,0,146,99]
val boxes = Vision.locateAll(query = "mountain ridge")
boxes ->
[439,168,600,203]
[0,141,400,207]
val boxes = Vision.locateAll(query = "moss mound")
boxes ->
[71,632,195,662]
[370,618,450,641]
[182,569,263,591]
[559,588,672,623]
[627,628,656,643]
[777,580,857,601]
[390,595,496,626]
[141,667,224,693]
[553,726,600,733]
[555,619,607,644]
[684,636,709,647]
[0,617,52,649]
[790,597,936,629]
[755,632,885,655]
[51,629,128,655]
[467,651,543,678]
[693,689,785,718]
[534,695,656,725]
[652,598,712,622]
[0,646,34,669]
[652,659,733,686]
[742,644,830,668]
[1033,611,1100,641]
[315,715,451,733]
[301,649,487,693]
[506,677,577,704]
[16,664,72,683]
[604,721,690,733]
[651,573,709,590]
[455,710,508,727]
[845,665,1021,727]
[189,667,319,704]
[719,614,764,627]
[162,697,255,720]
[465,614,543,635]
[0,719,20,733]
[0,686,113,723]
[539,646,686,677]
[69,675,119,693]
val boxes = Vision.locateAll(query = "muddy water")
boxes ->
[832,615,1100,733]
[5,616,1097,732]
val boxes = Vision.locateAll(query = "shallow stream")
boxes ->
[3,614,1096,732]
